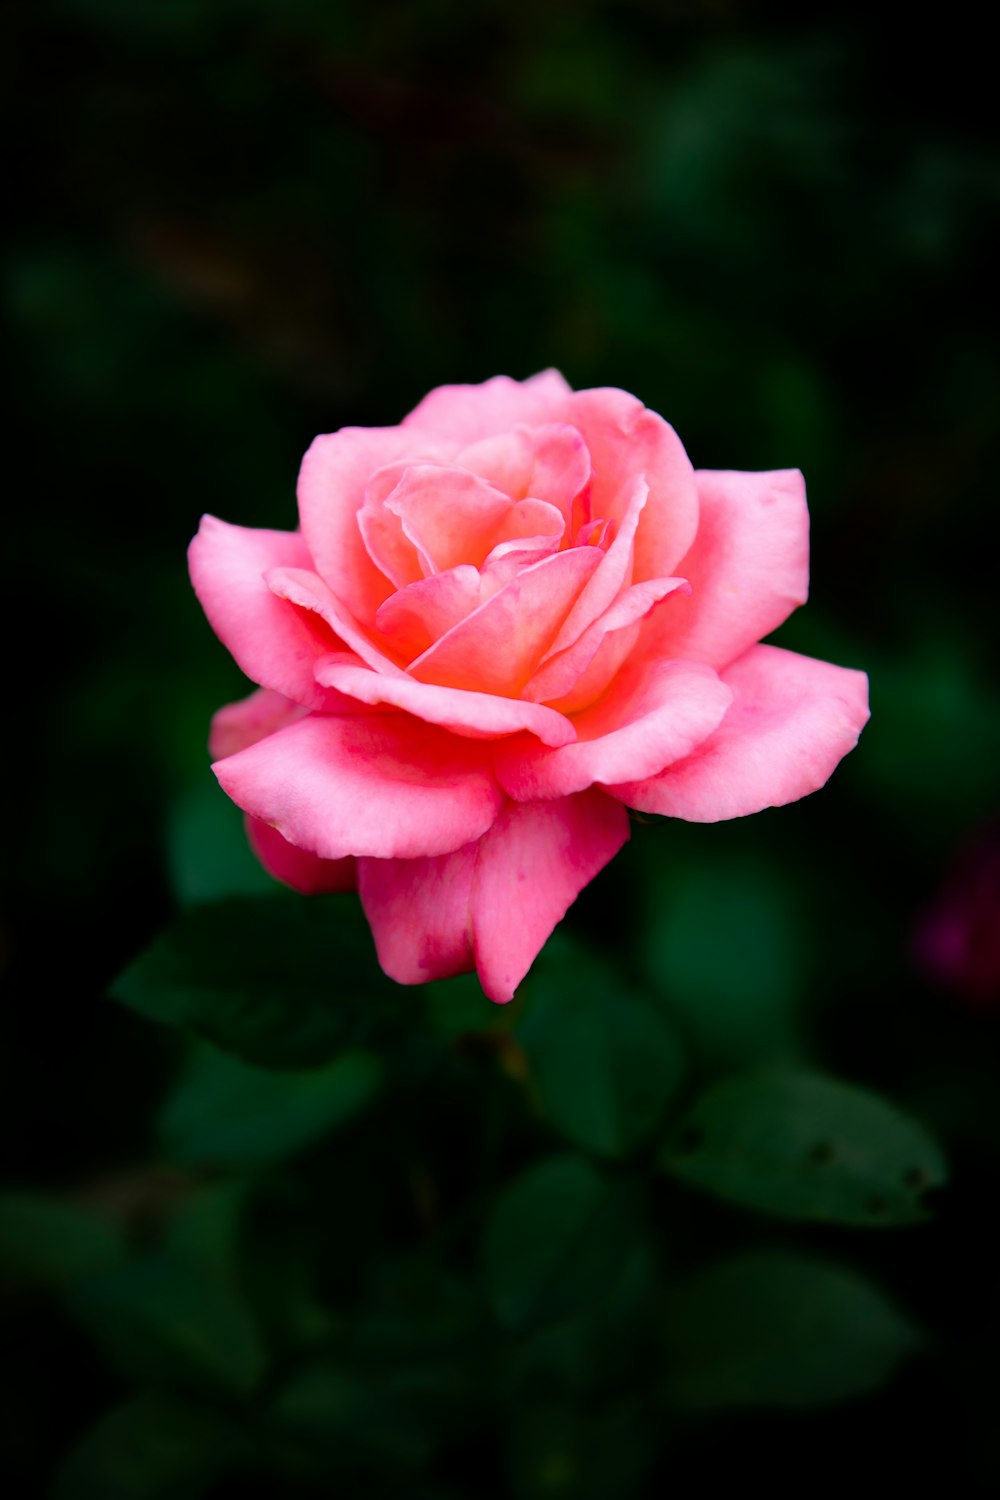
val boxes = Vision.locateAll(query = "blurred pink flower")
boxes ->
[914,824,1000,1005]
[190,372,868,1001]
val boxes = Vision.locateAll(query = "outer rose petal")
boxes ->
[265,566,407,674]
[298,426,445,622]
[647,469,810,670]
[358,789,630,1002]
[247,817,357,895]
[496,657,733,801]
[563,388,700,579]
[213,712,503,860]
[358,843,478,985]
[315,656,576,747]
[472,792,630,1003]
[188,516,344,711]
[209,687,308,760]
[609,643,870,822]
[401,370,572,444]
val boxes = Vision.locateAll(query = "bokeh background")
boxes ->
[3,1,999,1496]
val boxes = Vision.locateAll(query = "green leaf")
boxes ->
[660,1068,947,1225]
[660,1250,923,1409]
[483,1154,644,1329]
[158,1044,382,1168]
[67,1254,267,1394]
[519,948,686,1158]
[162,1180,249,1284]
[506,1242,655,1397]
[166,780,274,907]
[266,1361,433,1473]
[641,857,805,1069]
[425,972,500,1038]
[54,1391,240,1500]
[111,895,402,1069]
[0,1193,125,1287]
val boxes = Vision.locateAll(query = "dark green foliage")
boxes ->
[659,1251,922,1410]
[483,1154,647,1329]
[111,897,403,1068]
[54,1393,241,1500]
[660,1069,948,1226]
[519,941,686,1158]
[67,1255,267,1394]
[0,1194,126,1287]
[157,1044,383,1167]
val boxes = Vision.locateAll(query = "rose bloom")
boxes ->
[189,372,868,1003]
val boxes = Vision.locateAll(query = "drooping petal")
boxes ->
[457,423,591,518]
[401,370,572,444]
[524,577,690,707]
[383,465,514,573]
[188,516,343,710]
[358,843,477,985]
[374,566,483,659]
[646,469,810,670]
[563,387,700,579]
[496,658,732,800]
[213,712,504,860]
[265,566,407,674]
[315,656,576,747]
[471,791,631,1003]
[408,546,603,695]
[608,644,870,822]
[247,817,357,895]
[209,687,308,760]
[297,425,444,622]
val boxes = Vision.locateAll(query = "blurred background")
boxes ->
[3,1,999,1495]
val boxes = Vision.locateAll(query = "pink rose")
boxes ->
[189,372,868,1002]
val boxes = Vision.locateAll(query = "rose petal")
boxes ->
[265,566,407,674]
[189,516,344,710]
[492,497,566,549]
[457,423,591,518]
[383,465,515,574]
[298,426,445,622]
[523,576,689,707]
[482,530,561,573]
[496,657,732,800]
[374,565,483,659]
[471,791,631,1003]
[358,843,478,985]
[408,546,603,695]
[247,817,357,895]
[209,687,309,760]
[315,655,576,747]
[213,712,504,859]
[401,370,572,443]
[646,469,810,670]
[544,476,648,657]
[357,497,425,591]
[608,643,870,822]
[564,387,700,578]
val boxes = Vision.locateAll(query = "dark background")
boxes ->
[3,1,999,1495]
